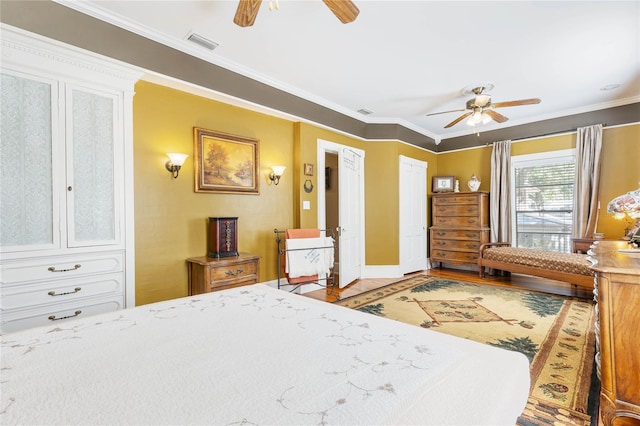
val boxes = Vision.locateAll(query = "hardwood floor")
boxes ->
[304,266,594,302]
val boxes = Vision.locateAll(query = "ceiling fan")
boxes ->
[233,0,360,27]
[426,86,541,128]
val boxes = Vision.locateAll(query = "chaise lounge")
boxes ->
[477,242,595,290]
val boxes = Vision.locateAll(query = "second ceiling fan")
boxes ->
[427,86,541,128]
[234,0,359,27]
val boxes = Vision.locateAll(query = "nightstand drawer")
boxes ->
[209,259,258,282]
[187,253,261,295]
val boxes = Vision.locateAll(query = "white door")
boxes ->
[317,140,365,289]
[399,156,427,274]
[338,147,364,287]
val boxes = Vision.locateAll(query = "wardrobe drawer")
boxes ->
[1,296,123,334]
[430,239,482,251]
[1,272,123,310]
[0,252,124,284]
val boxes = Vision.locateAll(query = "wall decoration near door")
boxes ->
[194,127,259,194]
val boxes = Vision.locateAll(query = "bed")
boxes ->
[478,242,595,290]
[1,284,530,425]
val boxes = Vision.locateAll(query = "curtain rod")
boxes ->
[486,123,608,145]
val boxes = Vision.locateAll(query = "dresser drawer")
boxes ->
[431,229,484,241]
[434,194,482,205]
[1,272,123,310]
[209,259,258,282]
[1,296,123,334]
[434,204,479,216]
[433,216,483,227]
[430,239,482,251]
[1,252,124,284]
[431,249,479,263]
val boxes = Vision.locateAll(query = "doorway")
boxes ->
[317,139,365,288]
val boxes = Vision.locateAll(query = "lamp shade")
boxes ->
[607,184,640,219]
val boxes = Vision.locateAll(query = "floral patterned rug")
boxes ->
[335,276,596,425]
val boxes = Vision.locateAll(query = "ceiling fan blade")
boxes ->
[492,98,541,108]
[485,109,509,123]
[444,112,472,128]
[234,0,263,27]
[426,108,466,117]
[322,0,360,23]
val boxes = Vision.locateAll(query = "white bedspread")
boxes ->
[1,284,529,425]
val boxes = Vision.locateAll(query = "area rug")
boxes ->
[335,276,596,425]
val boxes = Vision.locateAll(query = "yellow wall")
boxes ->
[133,80,638,306]
[435,125,640,240]
[133,81,296,305]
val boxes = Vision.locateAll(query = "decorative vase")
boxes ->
[467,174,481,192]
[454,180,460,192]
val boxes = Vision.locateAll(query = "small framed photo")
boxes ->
[433,176,455,193]
[304,163,314,176]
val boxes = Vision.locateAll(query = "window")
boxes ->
[510,149,576,253]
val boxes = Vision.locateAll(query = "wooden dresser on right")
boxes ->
[429,191,490,268]
[588,241,640,425]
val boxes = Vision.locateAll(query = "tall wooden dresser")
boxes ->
[430,191,490,268]
[587,241,640,425]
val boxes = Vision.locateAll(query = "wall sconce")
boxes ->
[268,165,286,185]
[165,153,189,179]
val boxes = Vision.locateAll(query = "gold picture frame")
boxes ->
[194,127,259,194]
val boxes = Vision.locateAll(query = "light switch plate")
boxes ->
[303,201,310,210]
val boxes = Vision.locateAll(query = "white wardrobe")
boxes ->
[0,25,142,333]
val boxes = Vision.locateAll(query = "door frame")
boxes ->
[316,139,366,282]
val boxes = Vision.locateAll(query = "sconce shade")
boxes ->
[167,153,189,167]
[165,153,189,179]
[269,165,286,185]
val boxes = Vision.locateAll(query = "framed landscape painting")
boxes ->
[194,127,259,194]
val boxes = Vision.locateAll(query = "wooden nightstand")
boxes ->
[187,253,260,295]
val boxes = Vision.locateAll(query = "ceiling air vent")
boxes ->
[187,33,219,51]
[357,108,373,115]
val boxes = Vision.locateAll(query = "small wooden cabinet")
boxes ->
[429,191,490,268]
[187,253,260,295]
[588,241,640,425]
[208,217,239,258]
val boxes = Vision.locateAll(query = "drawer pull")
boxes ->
[225,268,245,276]
[48,264,81,272]
[48,287,82,297]
[48,310,82,321]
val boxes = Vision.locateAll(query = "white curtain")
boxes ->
[490,140,512,242]
[573,124,603,238]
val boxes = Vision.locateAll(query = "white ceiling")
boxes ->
[59,0,640,141]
